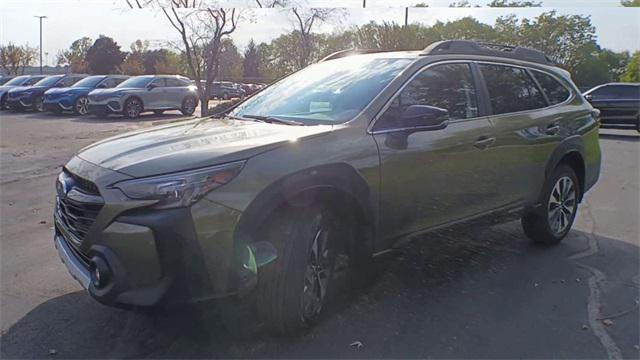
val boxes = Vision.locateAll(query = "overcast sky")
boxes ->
[1,0,638,66]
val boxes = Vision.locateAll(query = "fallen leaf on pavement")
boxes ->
[602,319,613,326]
[350,341,363,349]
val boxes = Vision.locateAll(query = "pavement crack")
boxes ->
[569,198,623,360]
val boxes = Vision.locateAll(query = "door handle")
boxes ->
[474,136,496,150]
[545,123,561,135]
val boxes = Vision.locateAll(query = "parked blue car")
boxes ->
[0,75,46,110]
[43,75,129,115]
[6,74,86,112]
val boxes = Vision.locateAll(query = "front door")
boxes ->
[372,62,501,241]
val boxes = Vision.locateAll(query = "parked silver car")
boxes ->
[87,75,199,118]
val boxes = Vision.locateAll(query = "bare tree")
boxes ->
[290,8,343,68]
[254,0,289,7]
[161,7,241,116]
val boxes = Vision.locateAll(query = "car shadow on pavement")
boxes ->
[1,222,638,359]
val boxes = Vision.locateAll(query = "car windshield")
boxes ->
[117,76,153,88]
[33,75,64,87]
[230,56,413,125]
[72,76,105,88]
[4,76,29,86]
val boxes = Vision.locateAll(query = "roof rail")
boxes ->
[420,40,554,66]
[319,48,397,62]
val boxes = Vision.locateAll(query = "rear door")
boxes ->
[373,62,502,240]
[164,78,187,109]
[144,78,166,109]
[477,63,568,207]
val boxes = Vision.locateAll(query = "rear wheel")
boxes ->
[74,96,90,115]
[33,96,44,112]
[256,204,343,334]
[522,164,579,245]
[181,97,197,116]
[124,97,142,119]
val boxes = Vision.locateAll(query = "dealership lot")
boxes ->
[0,112,638,358]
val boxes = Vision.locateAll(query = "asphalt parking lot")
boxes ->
[0,111,638,359]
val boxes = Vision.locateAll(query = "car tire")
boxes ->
[124,97,142,119]
[74,96,90,116]
[34,96,44,112]
[222,93,229,101]
[181,97,197,116]
[522,164,580,245]
[0,95,7,110]
[256,203,344,334]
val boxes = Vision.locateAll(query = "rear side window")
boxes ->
[375,63,478,130]
[480,64,547,115]
[533,71,571,105]
[166,78,187,87]
[604,85,640,99]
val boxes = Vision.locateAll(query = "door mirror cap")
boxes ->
[584,93,593,102]
[96,83,107,89]
[147,84,157,91]
[401,105,450,131]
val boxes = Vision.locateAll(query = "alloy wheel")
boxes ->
[547,176,576,235]
[35,97,44,112]
[76,97,90,115]
[301,217,333,321]
[184,98,196,114]
[126,99,141,118]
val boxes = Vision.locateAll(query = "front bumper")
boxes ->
[53,157,253,307]
[6,95,34,110]
[88,99,122,114]
[44,98,74,112]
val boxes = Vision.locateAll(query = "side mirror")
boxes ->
[96,83,107,89]
[401,105,450,131]
[584,94,593,102]
[147,83,157,91]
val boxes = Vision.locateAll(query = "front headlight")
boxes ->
[112,161,245,209]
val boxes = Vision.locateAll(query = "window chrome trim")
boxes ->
[367,60,478,135]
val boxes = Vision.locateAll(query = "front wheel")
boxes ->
[522,164,579,245]
[0,95,7,110]
[33,96,44,112]
[124,97,142,119]
[256,204,342,334]
[74,96,90,115]
[181,97,197,116]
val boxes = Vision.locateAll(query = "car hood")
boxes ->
[0,85,16,95]
[9,85,48,94]
[46,87,88,95]
[76,117,336,177]
[89,87,139,96]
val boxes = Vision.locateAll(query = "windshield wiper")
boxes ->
[243,114,304,126]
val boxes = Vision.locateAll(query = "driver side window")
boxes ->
[374,63,478,131]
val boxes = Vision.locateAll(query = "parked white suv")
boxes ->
[87,75,198,118]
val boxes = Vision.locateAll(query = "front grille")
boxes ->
[56,170,103,244]
[65,170,100,195]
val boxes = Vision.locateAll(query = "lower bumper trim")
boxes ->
[54,234,90,289]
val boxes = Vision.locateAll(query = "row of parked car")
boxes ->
[0,74,267,119]
[0,74,199,118]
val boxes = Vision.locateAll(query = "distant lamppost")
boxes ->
[34,16,47,74]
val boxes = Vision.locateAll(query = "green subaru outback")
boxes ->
[54,40,601,333]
